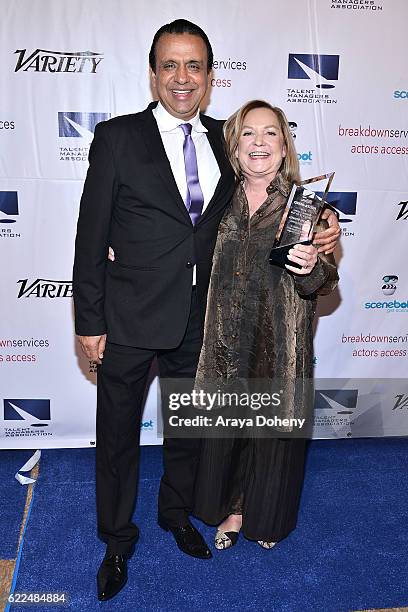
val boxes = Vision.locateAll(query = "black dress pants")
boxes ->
[96,290,202,555]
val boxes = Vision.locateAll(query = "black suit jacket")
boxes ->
[73,102,235,348]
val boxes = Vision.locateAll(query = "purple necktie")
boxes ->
[179,123,204,225]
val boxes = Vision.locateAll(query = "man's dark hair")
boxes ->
[149,19,213,74]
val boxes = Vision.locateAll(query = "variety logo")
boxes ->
[0,191,18,223]
[58,112,110,139]
[4,399,50,425]
[315,389,358,414]
[288,54,339,89]
[396,201,408,220]
[17,279,73,298]
[381,274,398,296]
[14,49,104,73]
[393,394,408,410]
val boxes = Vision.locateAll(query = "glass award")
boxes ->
[269,172,335,269]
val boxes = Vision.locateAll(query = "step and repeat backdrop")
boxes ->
[1,0,407,448]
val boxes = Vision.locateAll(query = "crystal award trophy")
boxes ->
[269,172,335,268]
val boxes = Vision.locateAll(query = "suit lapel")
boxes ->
[137,104,233,224]
[198,114,233,222]
[138,104,191,222]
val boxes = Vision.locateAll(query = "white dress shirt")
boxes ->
[152,101,220,211]
[152,102,221,284]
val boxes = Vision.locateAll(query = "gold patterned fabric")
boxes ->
[193,175,339,541]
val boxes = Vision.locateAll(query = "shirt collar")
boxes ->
[152,101,208,134]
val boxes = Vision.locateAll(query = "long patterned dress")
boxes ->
[193,173,338,542]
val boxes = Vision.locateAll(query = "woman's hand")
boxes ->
[108,247,115,262]
[285,243,318,275]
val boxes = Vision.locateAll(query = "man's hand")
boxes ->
[78,334,107,365]
[313,209,341,255]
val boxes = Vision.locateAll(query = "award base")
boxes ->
[269,239,312,269]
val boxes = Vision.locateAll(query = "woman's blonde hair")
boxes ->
[223,99,300,184]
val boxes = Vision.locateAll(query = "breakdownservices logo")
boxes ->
[3,399,52,438]
[14,49,104,73]
[210,57,247,89]
[341,330,408,359]
[287,54,339,104]
[58,111,110,162]
[0,336,50,365]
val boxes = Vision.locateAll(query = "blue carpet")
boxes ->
[6,439,408,612]
[0,450,36,558]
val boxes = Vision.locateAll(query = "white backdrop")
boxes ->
[1,0,407,448]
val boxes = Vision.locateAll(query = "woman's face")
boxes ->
[236,107,287,181]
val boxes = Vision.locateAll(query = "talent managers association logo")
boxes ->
[287,54,339,104]
[0,191,18,223]
[3,399,53,439]
[0,192,21,239]
[58,112,110,139]
[4,399,50,424]
[288,54,339,88]
[58,111,110,162]
[315,389,358,414]
[316,191,357,236]
[314,389,358,437]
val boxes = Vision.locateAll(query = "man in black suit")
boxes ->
[73,19,340,601]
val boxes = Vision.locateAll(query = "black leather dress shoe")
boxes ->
[158,515,212,559]
[97,553,128,601]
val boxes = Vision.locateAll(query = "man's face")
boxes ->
[150,33,209,120]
